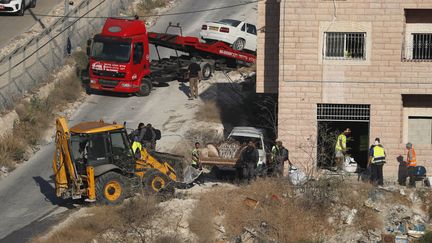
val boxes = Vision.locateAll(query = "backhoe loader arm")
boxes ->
[52,117,81,198]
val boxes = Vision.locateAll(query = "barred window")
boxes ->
[412,33,432,60]
[324,32,366,60]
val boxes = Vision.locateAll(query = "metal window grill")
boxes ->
[411,33,432,60]
[324,32,366,60]
[317,104,370,122]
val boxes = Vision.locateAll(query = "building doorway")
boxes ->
[317,104,370,169]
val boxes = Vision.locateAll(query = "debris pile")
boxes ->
[217,141,243,159]
[189,177,431,243]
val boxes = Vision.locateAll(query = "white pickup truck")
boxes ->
[0,0,36,16]
[200,126,267,169]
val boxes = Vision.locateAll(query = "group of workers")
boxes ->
[130,122,161,158]
[191,139,292,183]
[335,127,420,187]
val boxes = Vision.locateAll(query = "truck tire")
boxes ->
[30,0,36,8]
[136,80,151,96]
[233,38,246,51]
[201,63,212,80]
[143,170,174,194]
[210,166,222,179]
[95,172,126,205]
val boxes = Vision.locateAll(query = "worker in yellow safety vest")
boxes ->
[191,142,201,170]
[334,128,351,170]
[131,136,143,159]
[368,138,386,186]
[405,142,417,187]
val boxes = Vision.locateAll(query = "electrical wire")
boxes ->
[25,0,262,19]
[0,0,106,79]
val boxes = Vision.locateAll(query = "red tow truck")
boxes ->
[87,17,256,96]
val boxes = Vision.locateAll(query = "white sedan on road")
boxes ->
[199,19,257,52]
[0,0,36,16]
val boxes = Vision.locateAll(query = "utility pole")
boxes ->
[64,0,72,56]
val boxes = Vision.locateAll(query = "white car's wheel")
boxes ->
[233,38,245,51]
[17,3,25,16]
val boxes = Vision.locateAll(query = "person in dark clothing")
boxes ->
[270,140,292,177]
[397,155,408,186]
[368,138,386,186]
[187,57,201,99]
[237,141,259,183]
[129,123,145,142]
[143,123,156,150]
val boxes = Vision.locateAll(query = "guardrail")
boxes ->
[0,0,131,112]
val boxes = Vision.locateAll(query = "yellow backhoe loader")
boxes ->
[52,117,200,205]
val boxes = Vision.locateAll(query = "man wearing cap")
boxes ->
[405,142,417,187]
[368,138,386,186]
[187,57,201,99]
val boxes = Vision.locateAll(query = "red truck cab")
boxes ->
[88,18,153,96]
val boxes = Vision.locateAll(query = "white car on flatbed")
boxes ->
[199,19,257,52]
[0,0,36,16]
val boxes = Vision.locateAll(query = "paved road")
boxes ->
[0,0,64,48]
[0,0,257,241]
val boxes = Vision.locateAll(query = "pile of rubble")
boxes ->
[321,184,430,243]
[203,177,431,243]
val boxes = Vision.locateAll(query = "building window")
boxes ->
[412,33,432,60]
[403,9,432,61]
[324,32,366,60]
[317,104,370,122]
[402,95,432,145]
[408,116,432,144]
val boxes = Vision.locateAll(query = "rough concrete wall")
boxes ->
[0,0,132,112]
[256,0,280,94]
[276,0,432,178]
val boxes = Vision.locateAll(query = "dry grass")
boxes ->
[33,206,119,243]
[189,179,330,242]
[189,196,216,242]
[189,178,382,242]
[33,196,158,243]
[195,101,221,123]
[155,236,182,243]
[136,0,169,16]
[0,71,83,170]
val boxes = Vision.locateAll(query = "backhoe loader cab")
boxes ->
[53,117,179,205]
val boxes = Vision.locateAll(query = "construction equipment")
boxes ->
[87,18,256,96]
[52,117,200,205]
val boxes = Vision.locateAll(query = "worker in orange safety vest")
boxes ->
[405,142,417,187]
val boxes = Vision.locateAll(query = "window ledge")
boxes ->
[322,58,370,66]
[402,59,432,62]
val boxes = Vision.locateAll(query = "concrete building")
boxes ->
[257,0,432,178]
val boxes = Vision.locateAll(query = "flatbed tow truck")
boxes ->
[87,17,256,96]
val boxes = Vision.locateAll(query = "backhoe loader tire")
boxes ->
[95,172,126,205]
[144,170,174,194]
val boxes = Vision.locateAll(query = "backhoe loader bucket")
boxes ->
[181,166,202,184]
